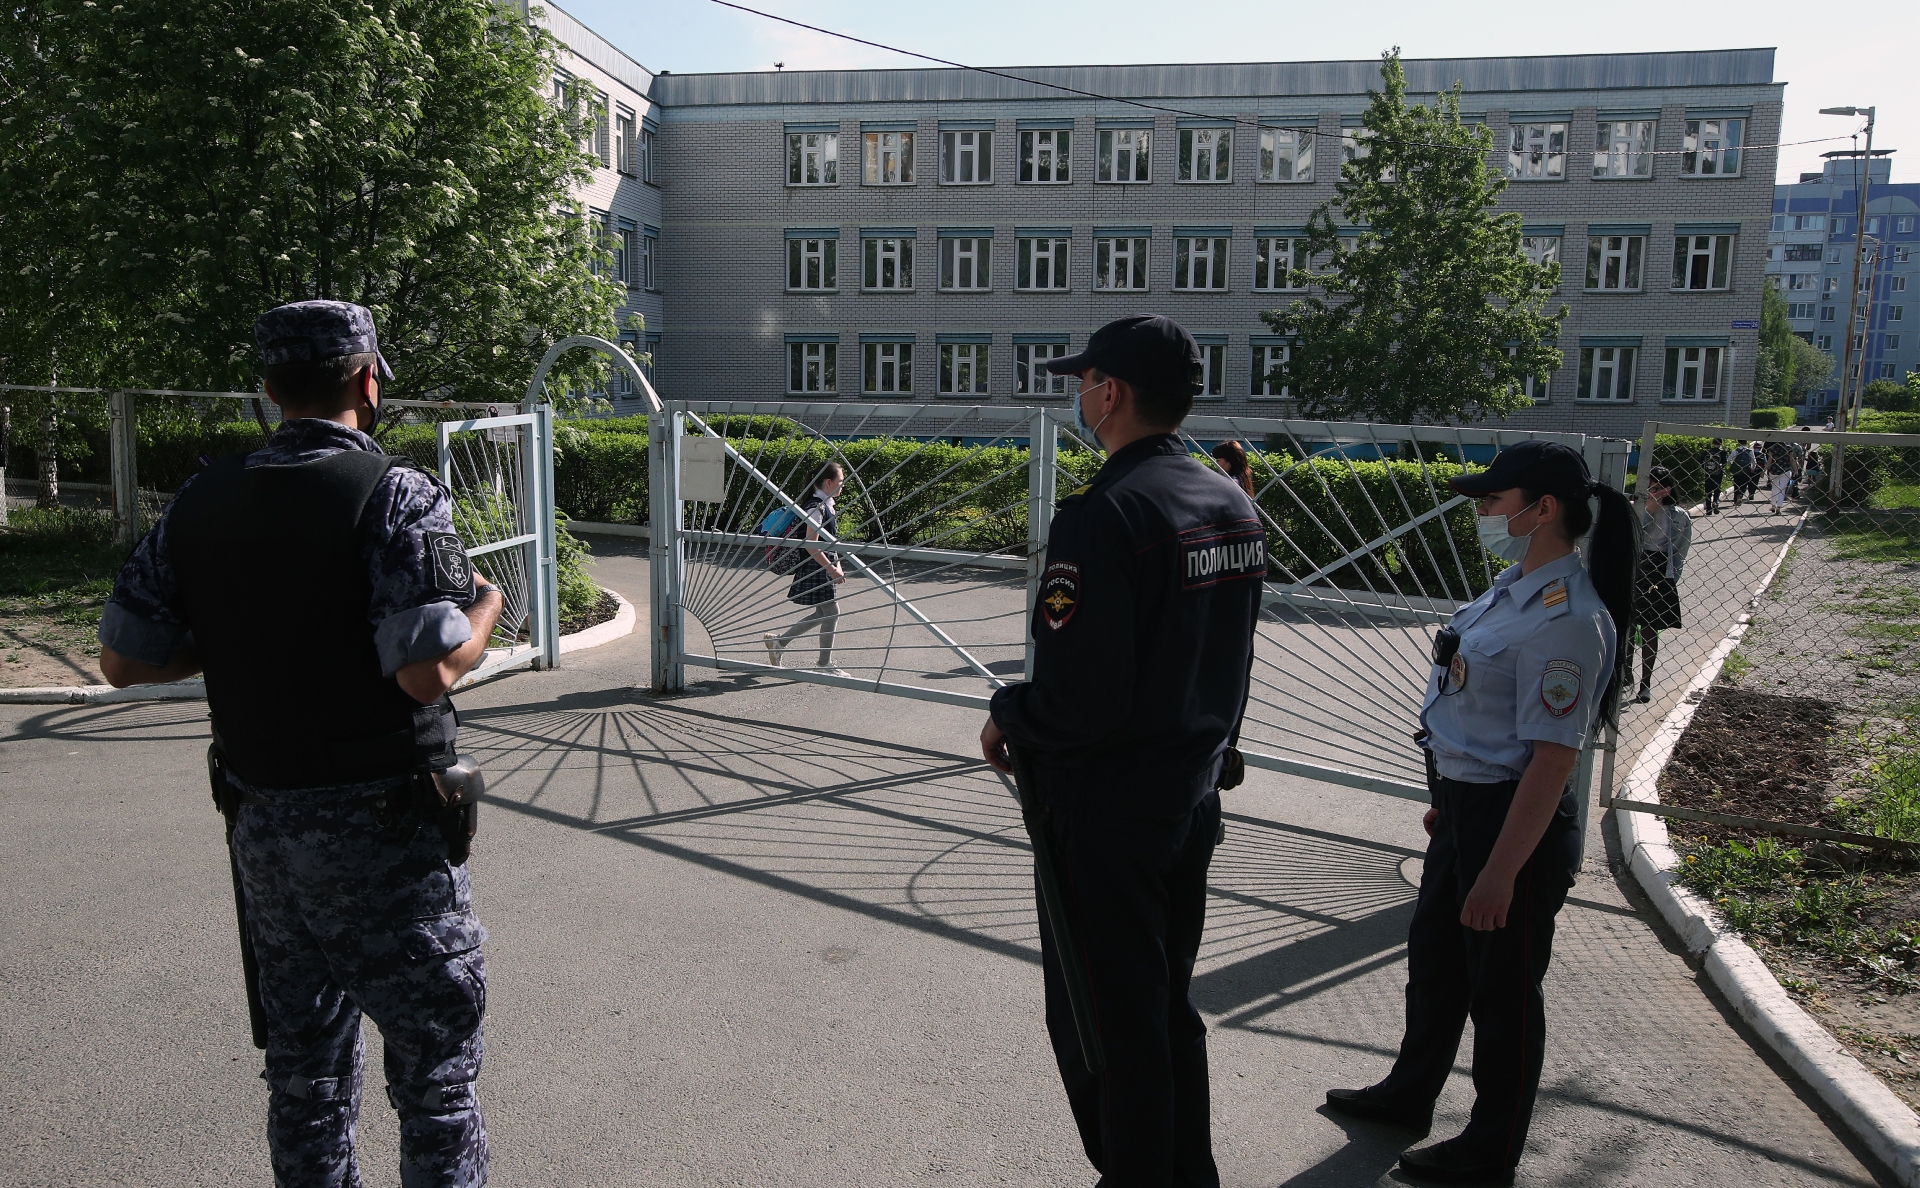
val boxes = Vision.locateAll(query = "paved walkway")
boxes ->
[0,532,1891,1186]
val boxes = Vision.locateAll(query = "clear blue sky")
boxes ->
[549,0,1913,185]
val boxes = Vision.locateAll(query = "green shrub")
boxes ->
[1810,445,1894,508]
[554,514,601,621]
[1856,411,1920,436]
[564,414,799,439]
[1750,406,1798,429]
[0,504,115,550]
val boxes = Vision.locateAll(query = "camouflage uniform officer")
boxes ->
[98,301,505,1188]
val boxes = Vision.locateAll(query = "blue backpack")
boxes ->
[758,505,809,573]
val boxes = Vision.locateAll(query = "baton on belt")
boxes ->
[1005,741,1107,1076]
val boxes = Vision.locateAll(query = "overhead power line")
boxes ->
[706,0,1854,158]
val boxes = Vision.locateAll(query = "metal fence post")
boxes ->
[1025,407,1059,682]
[533,404,561,670]
[107,390,140,547]
[649,406,686,693]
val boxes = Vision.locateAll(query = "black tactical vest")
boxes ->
[167,449,456,788]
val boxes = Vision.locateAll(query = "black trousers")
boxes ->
[1039,791,1222,1188]
[1378,778,1580,1168]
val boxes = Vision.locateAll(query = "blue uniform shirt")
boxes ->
[99,419,474,676]
[1419,550,1616,784]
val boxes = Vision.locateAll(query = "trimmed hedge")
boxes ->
[1750,406,1797,429]
[571,414,799,439]
[1856,412,1920,436]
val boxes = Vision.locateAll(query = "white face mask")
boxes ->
[1075,378,1114,451]
[1475,499,1540,563]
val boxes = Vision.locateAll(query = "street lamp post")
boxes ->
[1820,105,1876,429]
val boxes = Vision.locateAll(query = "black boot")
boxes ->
[1323,1086,1433,1133]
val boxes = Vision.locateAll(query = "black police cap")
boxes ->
[1046,314,1203,395]
[1448,439,1594,500]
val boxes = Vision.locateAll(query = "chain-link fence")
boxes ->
[1615,422,1920,856]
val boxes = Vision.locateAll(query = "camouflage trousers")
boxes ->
[232,779,488,1188]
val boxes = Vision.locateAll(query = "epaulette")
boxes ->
[1541,577,1569,609]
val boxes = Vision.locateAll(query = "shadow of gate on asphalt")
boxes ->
[455,687,1421,1019]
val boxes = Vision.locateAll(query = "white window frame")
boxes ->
[1593,120,1656,178]
[1016,343,1071,396]
[1892,306,1905,321]
[1093,237,1150,291]
[1257,128,1313,183]
[640,127,657,184]
[1506,123,1566,180]
[640,232,656,291]
[1894,276,1910,293]
[788,342,837,394]
[1177,128,1232,183]
[1097,129,1150,183]
[592,95,611,167]
[1522,235,1562,285]
[938,343,989,396]
[787,237,837,292]
[1585,234,1645,291]
[864,131,915,185]
[1016,237,1069,291]
[1817,334,1833,351]
[615,109,636,176]
[1882,363,1899,380]
[1664,345,1727,401]
[1887,334,1901,351]
[1577,346,1637,401]
[1194,342,1226,398]
[788,132,838,186]
[1018,129,1071,183]
[939,237,992,291]
[1787,302,1817,320]
[1898,217,1917,234]
[1173,236,1229,290]
[1681,118,1743,176]
[940,130,992,185]
[862,342,913,394]
[1785,273,1819,291]
[861,237,914,291]
[1251,343,1289,398]
[1252,237,1300,291]
[1671,234,1734,291]
[617,227,636,290]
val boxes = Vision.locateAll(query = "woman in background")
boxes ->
[1634,466,1691,703]
[1211,440,1257,500]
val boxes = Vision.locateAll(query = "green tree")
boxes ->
[1862,378,1915,412]
[0,0,620,402]
[1259,51,1566,424]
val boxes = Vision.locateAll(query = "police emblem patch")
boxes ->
[1039,561,1081,630]
[427,532,474,595]
[1541,659,1583,718]
[1446,651,1469,694]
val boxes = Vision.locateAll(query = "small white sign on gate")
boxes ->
[484,405,516,443]
[680,436,728,503]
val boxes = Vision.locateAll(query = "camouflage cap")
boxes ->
[255,300,394,380]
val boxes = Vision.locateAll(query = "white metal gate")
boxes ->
[439,407,560,681]
[648,401,1629,802]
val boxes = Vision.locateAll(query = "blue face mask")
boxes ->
[1475,499,1540,563]
[1076,378,1114,450]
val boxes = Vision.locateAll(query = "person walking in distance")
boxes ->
[1323,440,1635,1186]
[1700,441,1729,516]
[1730,440,1759,507]
[1633,466,1690,703]
[96,301,502,1187]
[1211,439,1258,500]
[765,461,849,676]
[1766,437,1796,514]
[981,315,1263,1186]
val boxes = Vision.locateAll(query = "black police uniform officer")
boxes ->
[984,315,1265,1187]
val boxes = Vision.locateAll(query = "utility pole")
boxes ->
[1819,105,1875,428]
[1848,237,1884,416]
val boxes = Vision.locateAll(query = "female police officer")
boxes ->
[1323,440,1635,1185]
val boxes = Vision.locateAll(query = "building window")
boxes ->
[1773,213,1826,232]
[1664,345,1726,400]
[1251,344,1288,397]
[1342,126,1371,165]
[1816,334,1833,351]
[1779,245,1822,262]
[1787,302,1817,319]
[640,127,657,183]
[862,237,913,290]
[1094,237,1149,290]
[1173,236,1229,290]
[940,237,992,290]
[1672,234,1733,290]
[1585,234,1644,291]
[788,132,837,185]
[1016,343,1070,396]
[1888,334,1902,351]
[1253,237,1300,291]
[1506,123,1566,180]
[787,236,837,291]
[1258,129,1313,182]
[613,226,632,288]
[1879,363,1897,380]
[1895,246,1913,263]
[1194,342,1226,397]
[614,334,637,397]
[640,233,656,290]
[1522,235,1561,283]
[1894,276,1910,293]
[1681,118,1743,176]
[863,342,912,394]
[615,110,636,175]
[939,343,988,395]
[1826,276,1841,293]
[1594,120,1655,178]
[864,131,915,185]
[1097,129,1150,183]
[1785,273,1819,291]
[1177,128,1231,183]
[592,97,611,167]
[1017,237,1069,291]
[1898,217,1916,234]
[1866,218,1883,236]
[1894,306,1907,321]
[788,342,836,394]
[1019,129,1071,183]
[1820,305,1836,321]
[1508,346,1551,402]
[1578,346,1636,400]
[941,130,991,184]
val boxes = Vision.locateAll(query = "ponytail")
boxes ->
[1583,480,1640,728]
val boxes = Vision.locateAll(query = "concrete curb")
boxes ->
[1614,511,1920,1187]
[0,590,638,706]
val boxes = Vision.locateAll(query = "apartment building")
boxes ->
[1767,158,1919,414]
[531,4,1783,437]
